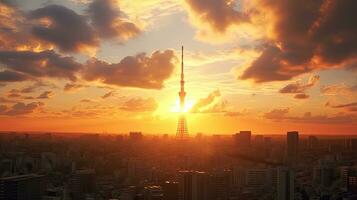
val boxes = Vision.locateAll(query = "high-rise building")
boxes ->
[143,186,164,200]
[234,131,251,149]
[163,181,179,200]
[0,174,45,200]
[208,170,232,200]
[179,171,208,200]
[245,169,267,188]
[277,167,294,200]
[287,131,299,165]
[308,136,318,149]
[70,169,96,200]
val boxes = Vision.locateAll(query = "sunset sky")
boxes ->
[0,0,356,135]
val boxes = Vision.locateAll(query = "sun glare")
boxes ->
[171,99,195,113]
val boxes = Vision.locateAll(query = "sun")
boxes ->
[171,99,195,113]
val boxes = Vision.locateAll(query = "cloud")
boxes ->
[0,1,50,51]
[240,0,357,82]
[80,98,94,103]
[191,89,223,113]
[263,108,356,124]
[185,0,249,33]
[88,0,140,41]
[120,97,158,112]
[30,4,98,53]
[279,74,319,99]
[0,70,29,82]
[263,108,289,120]
[0,101,44,116]
[294,93,309,99]
[328,101,357,112]
[0,50,82,81]
[101,91,115,99]
[63,83,88,92]
[82,50,176,89]
[320,83,356,96]
[0,97,17,104]
[37,91,54,99]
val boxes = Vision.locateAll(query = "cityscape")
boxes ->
[1,0,357,200]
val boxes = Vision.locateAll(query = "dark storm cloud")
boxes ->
[88,0,140,40]
[30,4,98,53]
[0,50,82,81]
[0,70,29,82]
[241,0,357,82]
[185,0,249,32]
[82,50,176,89]
[0,102,44,116]
[120,97,158,112]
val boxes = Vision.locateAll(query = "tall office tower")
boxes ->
[234,131,251,150]
[176,46,188,138]
[179,171,208,200]
[143,186,164,200]
[277,167,294,200]
[208,170,232,200]
[287,131,299,166]
[351,139,357,152]
[163,181,179,200]
[0,174,45,200]
[70,169,96,200]
[308,136,318,149]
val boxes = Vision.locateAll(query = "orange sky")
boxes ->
[0,0,356,135]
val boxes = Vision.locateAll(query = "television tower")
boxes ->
[176,46,188,138]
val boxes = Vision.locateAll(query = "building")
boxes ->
[208,170,232,200]
[129,132,143,141]
[163,181,179,200]
[308,136,318,149]
[70,169,96,200]
[287,131,299,166]
[0,174,45,200]
[143,186,164,200]
[179,171,208,200]
[245,169,267,189]
[277,167,294,200]
[234,131,251,149]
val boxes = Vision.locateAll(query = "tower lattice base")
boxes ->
[176,114,188,138]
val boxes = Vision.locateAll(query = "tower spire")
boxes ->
[177,46,188,138]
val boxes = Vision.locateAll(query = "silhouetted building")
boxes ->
[144,186,164,200]
[287,131,299,165]
[70,169,96,200]
[130,132,143,141]
[308,136,318,149]
[277,167,294,200]
[235,131,251,149]
[209,170,231,200]
[0,174,45,200]
[163,181,179,200]
[179,171,208,200]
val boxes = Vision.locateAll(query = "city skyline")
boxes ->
[0,0,357,135]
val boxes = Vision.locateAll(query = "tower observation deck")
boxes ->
[176,46,188,138]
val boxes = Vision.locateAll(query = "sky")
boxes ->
[0,0,356,135]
